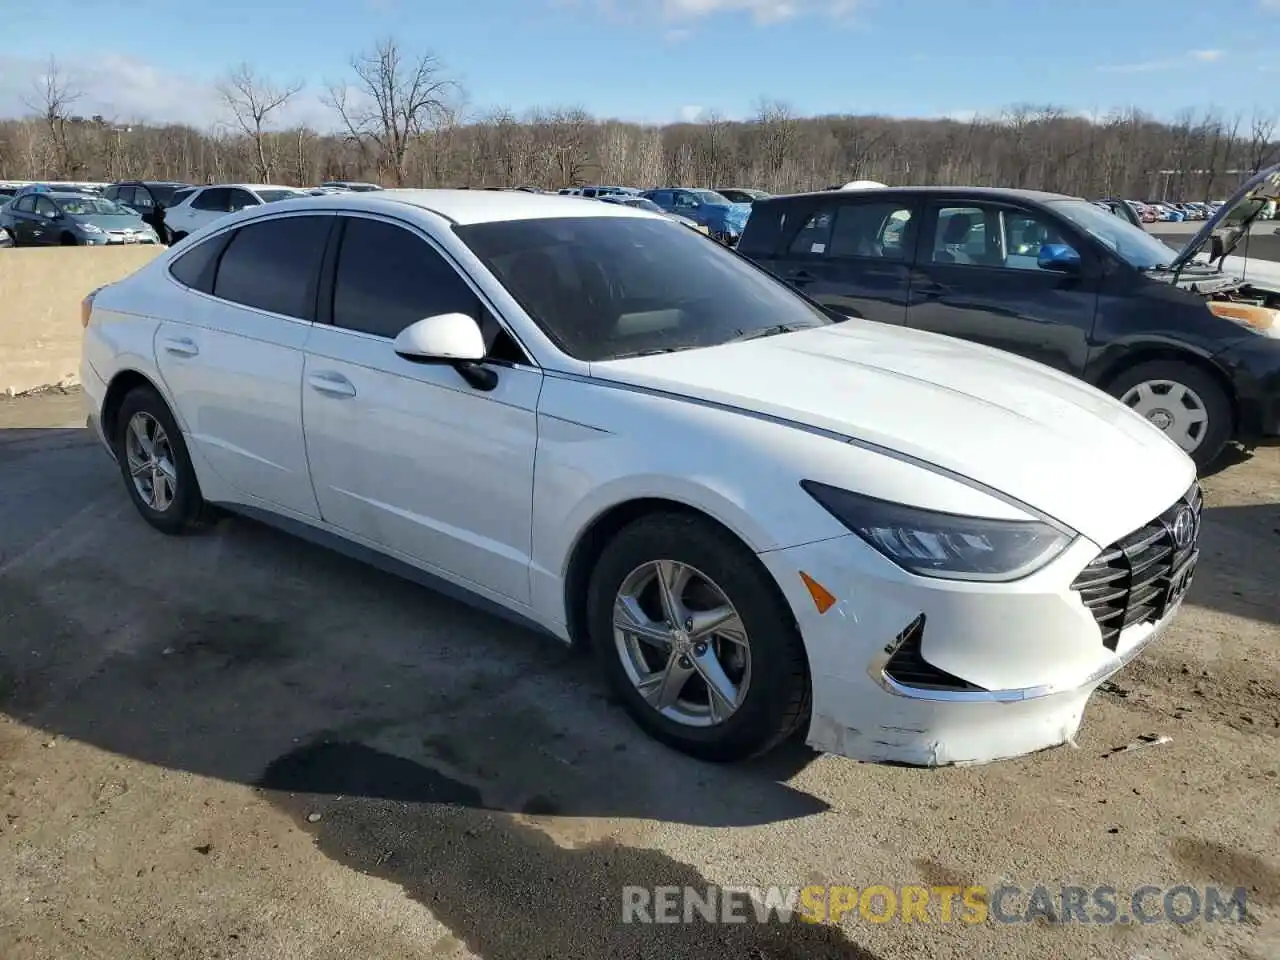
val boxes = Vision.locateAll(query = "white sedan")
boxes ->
[161,183,312,242]
[79,190,1201,766]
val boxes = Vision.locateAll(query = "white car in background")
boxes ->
[162,184,311,242]
[79,190,1199,767]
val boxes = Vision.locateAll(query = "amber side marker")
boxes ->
[799,571,837,614]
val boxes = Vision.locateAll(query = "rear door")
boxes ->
[746,195,918,325]
[905,200,1101,375]
[155,213,334,517]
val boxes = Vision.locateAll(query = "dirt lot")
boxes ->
[0,387,1277,960]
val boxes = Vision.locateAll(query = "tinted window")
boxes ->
[1001,209,1071,271]
[170,188,195,206]
[789,201,915,260]
[227,189,258,212]
[14,196,36,213]
[191,188,228,211]
[456,216,832,362]
[168,232,232,293]
[930,206,993,266]
[131,188,155,210]
[34,196,58,217]
[212,215,332,318]
[331,217,522,364]
[149,184,182,205]
[103,185,119,201]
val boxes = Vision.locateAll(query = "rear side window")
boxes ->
[212,215,333,319]
[168,231,233,293]
[191,188,229,212]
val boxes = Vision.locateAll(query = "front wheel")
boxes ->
[1107,360,1233,470]
[586,512,810,762]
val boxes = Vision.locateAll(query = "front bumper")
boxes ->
[759,500,1196,766]
[1212,336,1280,440]
[82,233,160,246]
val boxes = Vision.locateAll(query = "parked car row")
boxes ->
[81,185,1212,770]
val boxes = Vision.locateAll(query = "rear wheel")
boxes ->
[60,232,78,246]
[587,512,809,762]
[113,385,214,535]
[1106,360,1233,470]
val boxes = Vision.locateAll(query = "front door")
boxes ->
[762,195,918,326]
[905,202,1100,375]
[302,214,540,604]
[154,213,334,518]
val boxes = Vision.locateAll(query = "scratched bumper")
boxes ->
[757,532,1180,766]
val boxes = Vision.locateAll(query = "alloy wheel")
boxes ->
[124,411,179,511]
[612,559,752,727]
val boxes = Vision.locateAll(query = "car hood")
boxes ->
[591,322,1196,548]
[76,214,148,230]
[1170,162,1280,270]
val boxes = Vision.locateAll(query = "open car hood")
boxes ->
[1170,162,1280,271]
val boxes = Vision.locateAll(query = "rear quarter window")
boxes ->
[167,231,233,294]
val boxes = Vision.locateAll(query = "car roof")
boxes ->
[763,185,1079,205]
[352,188,655,224]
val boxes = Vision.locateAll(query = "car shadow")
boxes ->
[1191,501,1280,627]
[0,426,829,831]
[1,422,887,957]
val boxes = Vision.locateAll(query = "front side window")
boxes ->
[34,196,58,217]
[330,217,524,363]
[212,215,332,318]
[227,189,258,212]
[456,215,833,363]
[131,188,155,210]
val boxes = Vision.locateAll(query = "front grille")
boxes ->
[883,614,984,692]
[1071,483,1202,651]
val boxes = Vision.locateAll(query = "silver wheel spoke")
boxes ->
[129,416,154,458]
[691,646,740,724]
[128,454,151,477]
[687,605,740,641]
[613,594,672,648]
[654,559,688,627]
[637,652,694,711]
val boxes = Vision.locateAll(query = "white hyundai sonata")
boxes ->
[80,189,1202,766]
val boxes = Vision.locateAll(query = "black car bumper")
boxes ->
[1214,336,1280,441]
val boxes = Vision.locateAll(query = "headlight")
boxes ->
[801,480,1073,582]
[79,222,103,233]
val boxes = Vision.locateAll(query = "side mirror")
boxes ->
[393,313,497,391]
[1037,243,1081,273]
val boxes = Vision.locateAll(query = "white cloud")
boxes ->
[679,104,704,122]
[1097,48,1227,73]
[0,54,333,131]
[664,27,694,44]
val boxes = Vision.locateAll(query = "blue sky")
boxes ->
[0,0,1277,128]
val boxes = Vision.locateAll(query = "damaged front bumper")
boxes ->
[759,532,1179,767]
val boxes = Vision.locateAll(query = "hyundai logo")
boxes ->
[1171,506,1197,550]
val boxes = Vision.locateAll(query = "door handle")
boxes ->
[161,336,199,357]
[307,371,357,398]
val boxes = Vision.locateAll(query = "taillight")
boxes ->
[81,286,105,329]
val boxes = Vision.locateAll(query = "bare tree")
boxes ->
[1246,110,1279,173]
[22,56,81,178]
[326,38,459,186]
[217,63,302,183]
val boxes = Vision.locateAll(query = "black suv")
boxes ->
[737,172,1280,469]
[103,180,192,239]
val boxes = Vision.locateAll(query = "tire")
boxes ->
[586,511,809,762]
[60,232,78,246]
[113,384,214,535]
[1105,359,1233,470]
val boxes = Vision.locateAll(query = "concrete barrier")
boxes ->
[0,246,163,395]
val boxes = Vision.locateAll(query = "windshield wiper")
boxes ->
[611,346,681,359]
[727,324,801,343]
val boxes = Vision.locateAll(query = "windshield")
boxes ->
[1049,198,1176,270]
[56,197,131,216]
[258,189,306,203]
[455,216,832,362]
[693,190,731,205]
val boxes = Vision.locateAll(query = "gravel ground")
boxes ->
[0,388,1277,960]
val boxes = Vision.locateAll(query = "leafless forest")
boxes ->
[2,42,1277,200]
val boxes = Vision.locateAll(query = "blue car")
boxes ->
[641,188,753,245]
